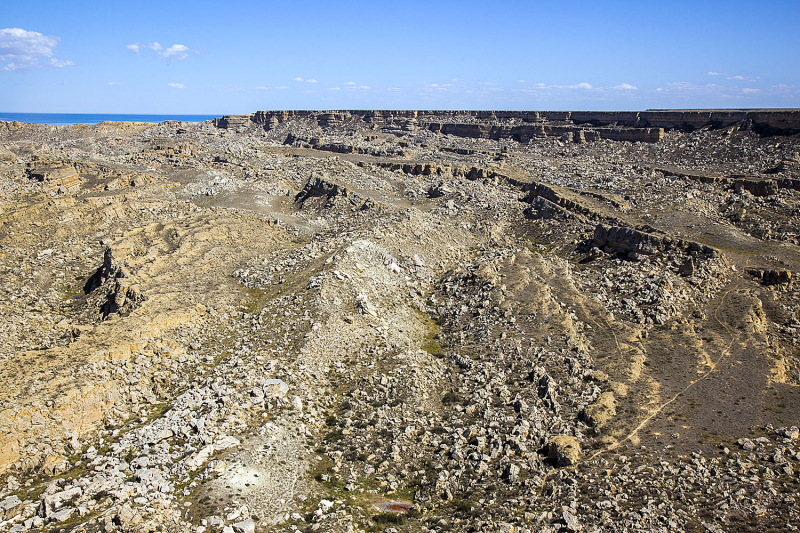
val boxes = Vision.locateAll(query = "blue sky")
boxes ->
[1,0,798,113]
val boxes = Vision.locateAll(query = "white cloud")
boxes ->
[345,81,355,85]
[727,75,759,82]
[48,58,74,68]
[0,28,58,57]
[255,86,269,90]
[451,78,463,82]
[517,79,526,83]
[512,80,640,98]
[126,42,162,53]
[127,41,195,61]
[648,81,777,100]
[662,82,708,91]
[706,71,724,76]
[0,27,72,72]
[387,87,402,91]
[275,85,289,89]
[306,78,317,83]
[293,77,304,82]
[327,87,341,91]
[108,81,121,85]
[674,82,718,89]
[162,44,189,61]
[167,82,186,89]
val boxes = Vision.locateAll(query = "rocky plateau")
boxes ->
[0,109,799,533]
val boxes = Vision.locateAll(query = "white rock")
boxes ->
[263,379,289,398]
[186,445,215,471]
[214,436,240,450]
[233,518,255,533]
[49,507,75,522]
[43,486,82,510]
[0,494,22,512]
[290,395,303,412]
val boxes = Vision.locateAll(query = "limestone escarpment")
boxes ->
[215,109,800,142]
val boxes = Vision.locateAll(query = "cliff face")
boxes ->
[213,109,800,142]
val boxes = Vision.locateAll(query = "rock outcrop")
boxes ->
[746,268,793,285]
[295,173,373,210]
[591,224,717,258]
[547,435,581,467]
[27,161,81,193]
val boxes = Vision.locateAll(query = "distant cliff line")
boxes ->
[214,109,800,143]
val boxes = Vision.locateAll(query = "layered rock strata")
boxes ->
[215,109,800,140]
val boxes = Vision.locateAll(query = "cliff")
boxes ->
[213,109,800,143]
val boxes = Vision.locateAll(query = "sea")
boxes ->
[0,113,219,126]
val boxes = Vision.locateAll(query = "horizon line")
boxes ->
[3,108,800,115]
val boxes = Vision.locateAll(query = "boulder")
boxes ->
[43,486,81,511]
[233,519,255,533]
[581,392,616,429]
[263,379,289,398]
[547,435,581,467]
[0,495,23,520]
[746,268,793,286]
[562,510,581,531]
[41,455,69,476]
[48,507,75,523]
